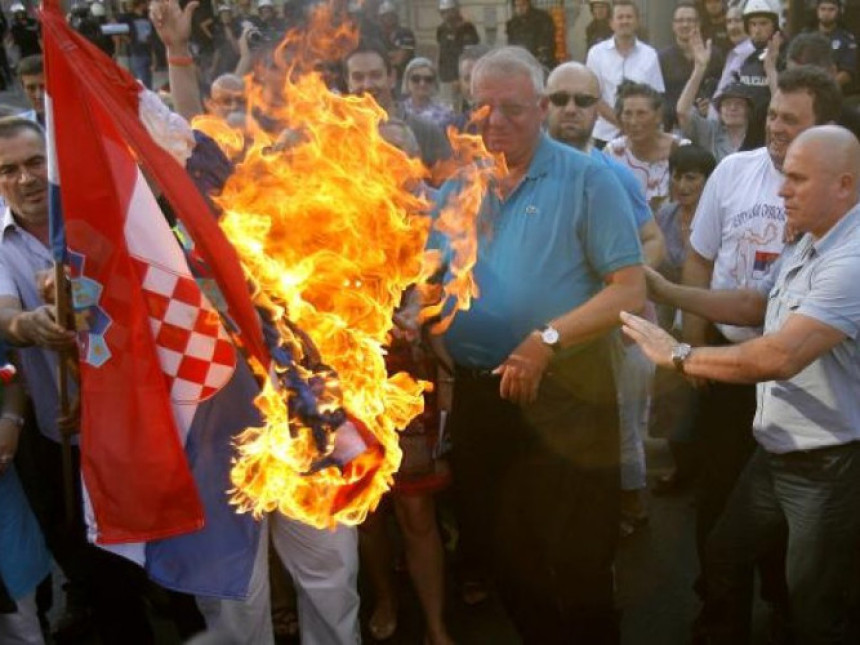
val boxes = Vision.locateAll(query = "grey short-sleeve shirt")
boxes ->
[0,207,64,443]
[753,204,860,453]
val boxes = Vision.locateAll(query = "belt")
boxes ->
[454,365,498,379]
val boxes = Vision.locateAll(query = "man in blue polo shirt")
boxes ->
[432,47,644,643]
[623,124,860,643]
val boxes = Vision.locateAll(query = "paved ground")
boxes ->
[44,437,729,645]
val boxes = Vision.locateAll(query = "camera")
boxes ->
[241,20,270,50]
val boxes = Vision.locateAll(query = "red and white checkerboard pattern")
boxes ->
[131,258,236,403]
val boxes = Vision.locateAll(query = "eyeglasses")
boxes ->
[410,74,436,84]
[547,91,599,109]
[213,94,246,108]
[473,100,538,121]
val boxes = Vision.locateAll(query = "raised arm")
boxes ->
[677,32,712,134]
[150,0,204,121]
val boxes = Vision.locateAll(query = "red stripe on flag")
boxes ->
[43,5,207,543]
[39,0,269,370]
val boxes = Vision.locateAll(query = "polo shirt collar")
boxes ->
[524,133,553,180]
[812,201,860,256]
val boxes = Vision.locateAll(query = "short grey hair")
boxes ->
[470,46,545,96]
[0,116,44,142]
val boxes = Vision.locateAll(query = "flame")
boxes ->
[208,4,501,529]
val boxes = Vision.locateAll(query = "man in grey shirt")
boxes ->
[622,124,860,644]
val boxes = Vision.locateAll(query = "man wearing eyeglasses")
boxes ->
[658,1,725,131]
[433,46,644,643]
[205,73,247,125]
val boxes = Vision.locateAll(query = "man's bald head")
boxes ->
[546,62,600,97]
[779,125,860,237]
[545,62,602,150]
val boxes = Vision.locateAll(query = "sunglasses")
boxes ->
[547,91,600,109]
[410,74,436,84]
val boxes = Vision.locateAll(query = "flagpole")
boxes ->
[53,261,77,527]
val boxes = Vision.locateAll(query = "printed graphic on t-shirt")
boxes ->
[753,250,780,280]
[730,221,780,287]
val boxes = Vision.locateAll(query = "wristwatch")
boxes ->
[538,324,561,353]
[671,343,693,374]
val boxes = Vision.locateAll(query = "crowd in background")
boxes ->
[1,0,860,644]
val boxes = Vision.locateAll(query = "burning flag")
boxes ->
[218,9,503,528]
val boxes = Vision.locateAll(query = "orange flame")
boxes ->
[207,4,501,529]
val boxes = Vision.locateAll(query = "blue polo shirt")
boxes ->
[589,148,652,228]
[432,134,642,368]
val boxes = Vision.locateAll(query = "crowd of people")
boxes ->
[0,0,860,644]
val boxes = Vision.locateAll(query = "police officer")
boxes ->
[807,0,857,90]
[735,0,783,149]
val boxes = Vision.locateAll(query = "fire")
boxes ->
[209,4,501,529]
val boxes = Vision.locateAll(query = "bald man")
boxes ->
[622,125,860,644]
[547,62,664,532]
[546,62,663,267]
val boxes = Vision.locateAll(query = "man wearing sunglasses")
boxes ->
[546,61,665,545]
[432,46,644,643]
[546,62,664,269]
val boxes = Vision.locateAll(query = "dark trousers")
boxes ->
[694,379,758,566]
[451,339,621,644]
[705,443,860,645]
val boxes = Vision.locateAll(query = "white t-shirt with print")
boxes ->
[689,147,786,343]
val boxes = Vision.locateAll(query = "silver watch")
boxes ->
[671,343,693,373]
[538,324,561,352]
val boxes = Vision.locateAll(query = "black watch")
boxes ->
[671,343,693,373]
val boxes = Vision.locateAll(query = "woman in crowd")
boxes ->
[359,121,454,645]
[677,30,750,163]
[400,57,455,130]
[605,81,688,213]
[0,352,52,645]
[650,144,716,495]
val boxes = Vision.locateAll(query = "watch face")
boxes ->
[542,326,560,345]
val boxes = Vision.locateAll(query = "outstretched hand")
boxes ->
[149,0,198,51]
[620,311,675,370]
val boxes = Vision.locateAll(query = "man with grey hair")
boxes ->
[204,73,246,124]
[433,46,644,642]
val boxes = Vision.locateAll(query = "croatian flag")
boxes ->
[42,0,267,598]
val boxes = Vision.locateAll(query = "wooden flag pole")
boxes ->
[53,260,77,528]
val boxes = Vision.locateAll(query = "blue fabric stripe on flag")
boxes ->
[144,359,263,600]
